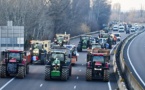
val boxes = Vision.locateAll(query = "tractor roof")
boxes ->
[88,48,110,56]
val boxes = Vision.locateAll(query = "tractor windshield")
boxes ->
[8,53,20,60]
[92,56,104,63]
[57,36,64,41]
[51,53,64,61]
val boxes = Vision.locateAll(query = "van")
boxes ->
[113,25,118,31]
[119,26,125,32]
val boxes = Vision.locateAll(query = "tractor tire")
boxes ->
[69,66,72,76]
[16,66,25,79]
[86,69,92,81]
[61,68,69,81]
[103,70,109,82]
[45,66,51,80]
[26,65,29,74]
[0,65,7,78]
[77,45,82,52]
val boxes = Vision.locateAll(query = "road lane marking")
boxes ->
[0,78,15,90]
[108,82,112,90]
[82,64,83,66]
[76,76,79,79]
[79,70,81,72]
[74,86,76,89]
[40,84,43,87]
[127,35,145,86]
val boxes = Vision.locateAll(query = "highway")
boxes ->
[124,31,145,88]
[0,31,128,90]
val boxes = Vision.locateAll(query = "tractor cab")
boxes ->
[2,50,26,64]
[54,33,70,46]
[77,35,91,52]
[0,50,29,78]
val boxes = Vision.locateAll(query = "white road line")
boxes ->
[82,64,83,66]
[127,35,145,86]
[76,76,79,79]
[74,86,76,89]
[108,82,112,90]
[40,84,43,87]
[79,70,81,72]
[0,78,15,90]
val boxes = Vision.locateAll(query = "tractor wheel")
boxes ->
[103,70,109,82]
[26,65,29,74]
[45,66,51,80]
[61,68,69,81]
[0,65,7,78]
[16,66,25,79]
[77,45,82,52]
[69,66,72,76]
[86,69,92,81]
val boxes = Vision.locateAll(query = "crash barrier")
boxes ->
[115,30,145,90]
[70,31,99,40]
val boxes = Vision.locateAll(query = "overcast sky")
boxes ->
[110,0,145,11]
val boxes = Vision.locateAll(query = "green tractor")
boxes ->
[30,43,47,65]
[45,47,72,81]
[77,35,91,52]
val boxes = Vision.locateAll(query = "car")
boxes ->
[119,26,125,32]
[113,33,121,41]
[130,27,135,32]
[113,25,118,31]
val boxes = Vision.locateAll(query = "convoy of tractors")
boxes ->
[0,31,115,82]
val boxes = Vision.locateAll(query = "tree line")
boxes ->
[0,0,111,46]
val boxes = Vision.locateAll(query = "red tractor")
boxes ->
[0,50,30,78]
[86,48,110,81]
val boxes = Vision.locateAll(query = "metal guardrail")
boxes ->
[114,30,145,90]
[70,31,99,40]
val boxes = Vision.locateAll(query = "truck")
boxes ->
[86,48,110,81]
[45,46,72,81]
[30,40,51,64]
[54,33,70,46]
[64,45,78,65]
[0,50,30,78]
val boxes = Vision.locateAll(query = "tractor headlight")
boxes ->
[33,49,39,54]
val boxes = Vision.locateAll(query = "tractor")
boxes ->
[30,42,47,65]
[45,46,72,81]
[54,33,70,46]
[77,35,91,52]
[0,50,29,79]
[86,48,110,81]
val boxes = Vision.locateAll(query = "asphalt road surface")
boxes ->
[0,31,128,90]
[124,31,145,88]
